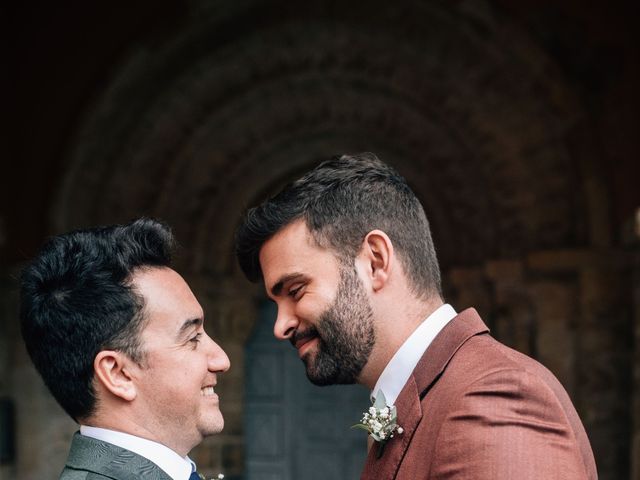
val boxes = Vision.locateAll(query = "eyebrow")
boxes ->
[177,317,203,339]
[270,272,305,297]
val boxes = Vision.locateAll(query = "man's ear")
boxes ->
[360,230,394,291]
[94,350,137,402]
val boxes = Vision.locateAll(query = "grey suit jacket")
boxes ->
[60,432,173,480]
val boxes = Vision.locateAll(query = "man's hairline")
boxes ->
[108,264,168,365]
[256,216,353,281]
[257,220,436,301]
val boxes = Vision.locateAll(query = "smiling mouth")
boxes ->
[291,330,320,357]
[294,336,319,357]
[201,386,216,397]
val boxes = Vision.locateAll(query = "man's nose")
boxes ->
[273,305,298,340]
[207,336,230,372]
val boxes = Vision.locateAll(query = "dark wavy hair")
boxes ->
[19,218,175,421]
[235,152,441,299]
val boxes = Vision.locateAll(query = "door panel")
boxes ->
[245,303,369,480]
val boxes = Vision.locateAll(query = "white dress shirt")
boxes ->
[372,303,457,405]
[80,425,196,480]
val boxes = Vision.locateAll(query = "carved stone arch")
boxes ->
[53,0,597,280]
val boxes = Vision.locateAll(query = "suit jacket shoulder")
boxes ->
[361,308,597,480]
[60,432,173,480]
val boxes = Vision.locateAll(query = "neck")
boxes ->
[87,407,194,457]
[358,294,443,390]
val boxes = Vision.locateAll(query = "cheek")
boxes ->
[294,295,324,320]
[296,294,330,321]
[143,353,198,386]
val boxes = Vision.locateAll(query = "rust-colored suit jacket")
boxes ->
[361,308,597,480]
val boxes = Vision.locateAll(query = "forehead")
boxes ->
[259,220,340,289]
[131,267,203,332]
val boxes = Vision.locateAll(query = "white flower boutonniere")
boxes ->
[197,474,224,480]
[352,391,403,458]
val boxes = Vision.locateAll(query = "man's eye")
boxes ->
[288,286,303,299]
[189,333,202,346]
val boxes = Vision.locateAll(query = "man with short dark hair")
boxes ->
[235,153,597,479]
[20,218,230,480]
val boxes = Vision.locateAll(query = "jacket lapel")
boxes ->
[360,308,489,480]
[412,308,489,400]
[64,432,173,480]
[360,374,423,480]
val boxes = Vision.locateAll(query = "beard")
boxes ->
[292,265,375,386]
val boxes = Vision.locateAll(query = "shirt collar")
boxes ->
[80,425,195,480]
[371,303,457,406]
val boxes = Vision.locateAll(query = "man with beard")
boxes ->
[234,153,597,479]
[20,218,230,479]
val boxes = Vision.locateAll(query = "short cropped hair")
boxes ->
[235,152,441,298]
[19,218,175,421]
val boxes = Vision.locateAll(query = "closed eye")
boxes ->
[288,285,304,300]
[189,333,202,348]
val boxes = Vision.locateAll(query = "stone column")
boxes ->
[484,260,536,357]
[528,278,578,397]
[519,253,581,401]
[446,266,493,320]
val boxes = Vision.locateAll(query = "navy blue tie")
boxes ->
[189,471,201,480]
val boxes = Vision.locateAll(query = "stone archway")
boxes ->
[53,1,592,269]
[35,1,628,478]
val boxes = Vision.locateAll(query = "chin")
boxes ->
[201,415,225,436]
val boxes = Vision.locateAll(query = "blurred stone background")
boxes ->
[2,0,639,479]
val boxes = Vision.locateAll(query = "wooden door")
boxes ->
[245,303,369,479]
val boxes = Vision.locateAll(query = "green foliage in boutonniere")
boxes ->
[352,391,403,457]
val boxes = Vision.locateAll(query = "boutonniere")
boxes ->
[198,474,224,480]
[352,391,403,458]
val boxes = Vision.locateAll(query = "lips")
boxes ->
[291,329,320,357]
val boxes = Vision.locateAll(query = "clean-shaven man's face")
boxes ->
[259,219,375,385]
[129,267,230,453]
